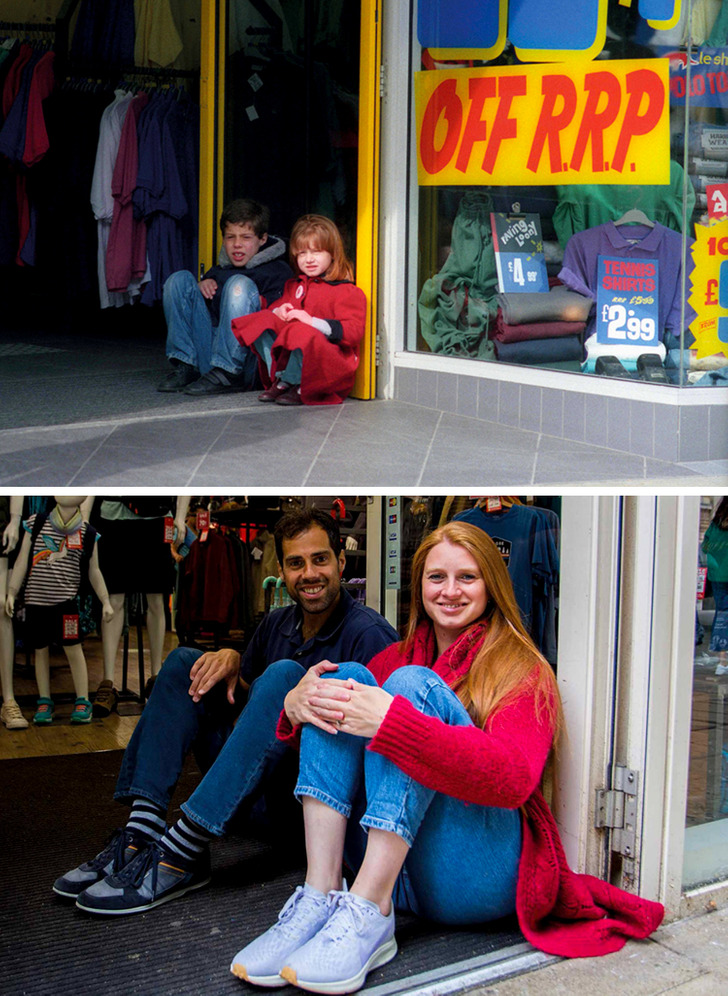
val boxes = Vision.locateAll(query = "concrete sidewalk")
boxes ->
[469,905,728,996]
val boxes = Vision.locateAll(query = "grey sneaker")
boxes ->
[280,891,397,994]
[75,840,211,915]
[53,828,147,898]
[230,883,332,986]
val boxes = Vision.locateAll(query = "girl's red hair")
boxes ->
[289,214,354,282]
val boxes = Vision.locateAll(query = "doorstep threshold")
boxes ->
[363,942,558,996]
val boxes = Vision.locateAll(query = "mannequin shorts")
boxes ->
[23,599,83,650]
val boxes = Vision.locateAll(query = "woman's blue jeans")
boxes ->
[115,649,307,836]
[296,664,522,925]
[163,269,260,378]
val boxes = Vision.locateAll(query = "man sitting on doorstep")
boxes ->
[158,198,293,396]
[53,507,399,915]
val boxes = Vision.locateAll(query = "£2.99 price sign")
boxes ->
[595,255,660,347]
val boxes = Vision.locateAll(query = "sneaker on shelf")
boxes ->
[75,840,211,915]
[53,827,149,898]
[93,679,118,718]
[33,698,54,724]
[230,883,332,986]
[1,700,28,729]
[715,663,728,676]
[280,891,397,994]
[70,697,93,724]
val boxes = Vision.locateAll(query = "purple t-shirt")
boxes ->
[558,221,695,342]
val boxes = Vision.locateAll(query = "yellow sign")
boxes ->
[415,59,670,186]
[689,219,728,359]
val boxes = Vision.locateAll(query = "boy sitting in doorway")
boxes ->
[157,198,293,396]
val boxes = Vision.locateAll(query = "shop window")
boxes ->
[685,495,728,888]
[410,0,728,388]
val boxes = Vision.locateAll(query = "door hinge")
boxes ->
[375,333,382,366]
[380,63,385,99]
[595,765,639,864]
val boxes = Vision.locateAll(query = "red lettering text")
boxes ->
[612,68,664,172]
[420,78,462,174]
[526,74,577,173]
[455,77,496,173]
[570,71,621,172]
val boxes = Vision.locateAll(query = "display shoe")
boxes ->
[275,385,303,406]
[1,700,29,729]
[93,679,118,717]
[70,697,93,724]
[280,891,397,994]
[53,827,149,898]
[76,840,211,915]
[594,355,632,379]
[637,353,670,384]
[230,884,332,986]
[184,367,249,395]
[33,698,54,724]
[258,379,291,402]
[156,361,198,392]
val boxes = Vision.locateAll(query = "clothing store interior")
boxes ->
[1,493,726,995]
[0,0,362,429]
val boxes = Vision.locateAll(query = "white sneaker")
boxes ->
[280,891,397,994]
[715,663,728,676]
[230,884,332,987]
[1,700,29,729]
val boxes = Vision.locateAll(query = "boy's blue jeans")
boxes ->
[163,269,260,379]
[115,650,307,836]
[296,664,522,925]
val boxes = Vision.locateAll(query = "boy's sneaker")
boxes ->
[230,883,332,986]
[280,891,397,994]
[75,840,211,915]
[53,827,148,898]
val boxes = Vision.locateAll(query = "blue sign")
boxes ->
[661,47,728,108]
[595,255,660,348]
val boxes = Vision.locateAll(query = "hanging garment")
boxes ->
[418,191,499,358]
[106,91,149,293]
[134,0,183,67]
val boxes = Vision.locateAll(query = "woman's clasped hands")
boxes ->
[284,660,393,738]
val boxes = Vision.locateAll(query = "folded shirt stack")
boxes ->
[493,286,592,367]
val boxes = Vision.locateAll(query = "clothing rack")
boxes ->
[0,22,56,33]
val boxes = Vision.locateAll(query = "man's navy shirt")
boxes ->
[240,588,399,685]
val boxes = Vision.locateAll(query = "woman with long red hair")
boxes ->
[231,521,663,994]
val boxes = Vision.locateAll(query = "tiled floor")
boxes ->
[1,328,726,487]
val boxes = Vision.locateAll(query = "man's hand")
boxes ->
[283,661,341,732]
[188,648,242,705]
[198,278,218,300]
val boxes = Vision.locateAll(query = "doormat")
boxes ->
[0,750,524,996]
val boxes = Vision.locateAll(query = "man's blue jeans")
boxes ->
[163,269,260,380]
[115,649,307,836]
[296,664,522,925]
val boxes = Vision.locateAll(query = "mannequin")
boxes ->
[89,496,190,716]
[0,497,26,728]
[5,495,114,725]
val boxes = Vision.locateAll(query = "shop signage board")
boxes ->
[418,0,682,63]
[490,212,548,292]
[661,47,728,108]
[415,59,670,186]
[595,256,660,348]
[385,497,401,589]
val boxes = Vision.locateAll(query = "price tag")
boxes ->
[196,510,210,532]
[63,615,79,640]
[596,255,660,348]
[707,184,728,220]
[163,516,175,543]
[486,497,503,512]
[697,566,708,601]
[66,530,83,550]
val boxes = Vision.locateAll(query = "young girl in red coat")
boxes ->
[231,214,366,406]
[230,522,664,994]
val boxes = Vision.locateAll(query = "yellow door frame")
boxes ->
[198,1,380,399]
